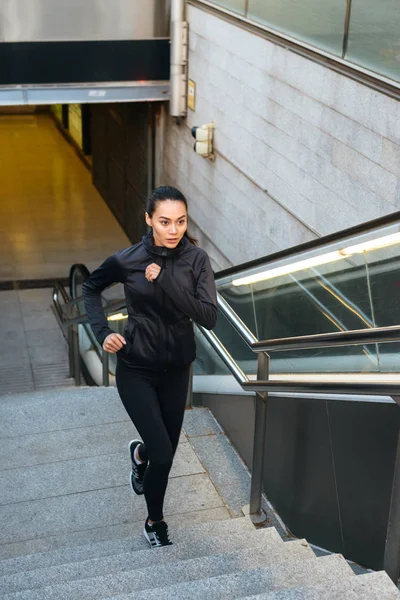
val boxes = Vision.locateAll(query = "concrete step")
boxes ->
[0,387,128,439]
[0,540,317,600]
[0,516,255,577]
[240,570,400,599]
[0,506,229,562]
[0,528,283,594]
[101,554,354,600]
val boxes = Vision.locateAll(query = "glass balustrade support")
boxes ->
[342,0,352,58]
[384,425,400,583]
[72,324,81,386]
[250,352,270,518]
[67,325,74,379]
[102,351,110,387]
[186,363,194,407]
[217,293,258,347]
[252,325,400,353]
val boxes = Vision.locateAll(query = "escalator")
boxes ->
[53,210,400,574]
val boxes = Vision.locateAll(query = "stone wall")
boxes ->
[159,4,400,270]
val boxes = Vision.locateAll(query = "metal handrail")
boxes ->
[53,278,126,387]
[252,324,400,353]
[54,286,126,328]
[242,379,400,398]
[52,281,71,321]
[217,294,258,346]
[196,318,400,583]
[197,326,249,385]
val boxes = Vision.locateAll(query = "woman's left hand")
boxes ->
[145,263,161,282]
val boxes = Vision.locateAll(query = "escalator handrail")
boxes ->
[69,263,90,299]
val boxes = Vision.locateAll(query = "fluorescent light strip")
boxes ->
[233,231,400,287]
[233,251,344,286]
[107,312,127,321]
[340,232,400,256]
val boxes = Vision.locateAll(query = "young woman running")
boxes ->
[83,186,217,548]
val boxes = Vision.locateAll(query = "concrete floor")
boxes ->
[0,288,74,395]
[0,112,130,282]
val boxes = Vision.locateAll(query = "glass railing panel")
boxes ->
[346,0,400,83]
[194,310,257,376]
[247,0,346,56]
[194,326,231,376]
[217,221,400,374]
[363,243,400,372]
[211,0,246,16]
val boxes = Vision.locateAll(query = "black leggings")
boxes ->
[116,359,190,522]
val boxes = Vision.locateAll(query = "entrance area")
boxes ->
[0,110,130,284]
[0,105,152,393]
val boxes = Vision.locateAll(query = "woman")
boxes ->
[83,186,217,548]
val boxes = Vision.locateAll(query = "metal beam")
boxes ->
[0,81,169,106]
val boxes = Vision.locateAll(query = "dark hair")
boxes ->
[146,186,198,245]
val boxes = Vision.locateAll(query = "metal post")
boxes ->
[186,362,194,408]
[342,0,353,59]
[72,324,81,386]
[102,350,110,387]
[383,423,400,583]
[249,352,270,516]
[68,324,74,378]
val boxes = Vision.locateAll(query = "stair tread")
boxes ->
[0,516,255,577]
[0,540,320,600]
[95,554,354,600]
[0,528,284,593]
[240,570,400,599]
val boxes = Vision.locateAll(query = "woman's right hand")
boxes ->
[102,333,126,353]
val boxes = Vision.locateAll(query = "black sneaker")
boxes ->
[143,518,172,548]
[129,439,147,495]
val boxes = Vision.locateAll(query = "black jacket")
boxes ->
[82,231,218,368]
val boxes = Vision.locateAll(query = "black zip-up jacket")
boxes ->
[82,231,217,368]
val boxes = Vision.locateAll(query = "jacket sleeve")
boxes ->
[156,253,218,330]
[82,254,125,346]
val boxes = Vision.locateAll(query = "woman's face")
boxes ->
[145,200,187,248]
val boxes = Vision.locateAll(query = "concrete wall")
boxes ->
[159,4,400,270]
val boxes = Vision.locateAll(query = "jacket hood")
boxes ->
[142,230,190,258]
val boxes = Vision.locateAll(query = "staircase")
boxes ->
[0,387,399,599]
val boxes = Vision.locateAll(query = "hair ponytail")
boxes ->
[184,231,198,246]
[146,186,198,246]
